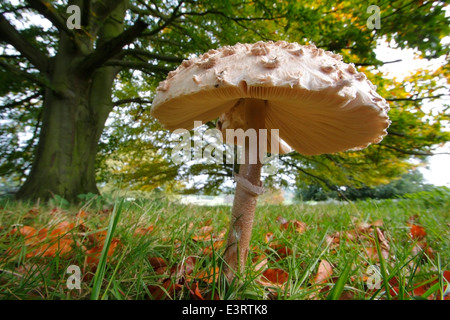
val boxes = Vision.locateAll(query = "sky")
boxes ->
[374,39,450,187]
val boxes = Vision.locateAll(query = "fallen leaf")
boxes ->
[372,219,384,227]
[267,243,293,259]
[85,238,120,265]
[202,240,224,256]
[260,268,289,286]
[195,267,220,284]
[252,254,269,272]
[375,228,390,251]
[50,221,76,237]
[148,279,182,300]
[276,216,289,229]
[313,260,333,284]
[26,208,40,218]
[149,257,167,274]
[88,230,107,245]
[412,242,434,260]
[292,220,307,233]
[188,281,204,300]
[192,225,214,241]
[183,256,197,276]
[264,232,274,243]
[326,232,340,247]
[28,238,74,258]
[10,225,37,239]
[134,225,154,236]
[365,247,389,261]
[410,224,426,240]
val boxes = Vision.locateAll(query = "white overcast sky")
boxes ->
[374,38,450,187]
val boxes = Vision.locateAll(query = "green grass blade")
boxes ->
[374,227,391,300]
[326,259,353,300]
[90,199,124,300]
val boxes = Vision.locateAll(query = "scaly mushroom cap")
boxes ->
[151,41,390,155]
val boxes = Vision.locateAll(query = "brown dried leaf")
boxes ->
[148,279,182,300]
[313,260,333,284]
[252,254,269,273]
[149,257,167,274]
[134,225,154,236]
[264,232,274,243]
[259,268,289,287]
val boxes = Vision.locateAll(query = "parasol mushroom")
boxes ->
[151,41,390,281]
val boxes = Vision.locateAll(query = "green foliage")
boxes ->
[0,0,449,196]
[295,170,437,201]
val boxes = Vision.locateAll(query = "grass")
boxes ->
[0,188,449,300]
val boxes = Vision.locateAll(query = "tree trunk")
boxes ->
[16,68,116,202]
[16,45,119,201]
[15,1,129,202]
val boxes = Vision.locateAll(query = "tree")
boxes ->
[295,170,435,201]
[1,0,449,201]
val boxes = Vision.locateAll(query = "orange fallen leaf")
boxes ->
[264,232,274,243]
[365,247,389,261]
[85,238,120,265]
[50,221,75,237]
[88,230,107,245]
[313,260,333,284]
[202,240,224,256]
[148,278,182,300]
[372,219,384,227]
[410,224,426,240]
[27,238,74,258]
[260,268,289,286]
[412,242,434,260]
[134,225,154,236]
[192,225,215,242]
[195,267,220,284]
[188,281,205,300]
[10,225,37,239]
[292,220,307,233]
[326,232,340,247]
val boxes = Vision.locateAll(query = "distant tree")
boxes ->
[295,170,435,201]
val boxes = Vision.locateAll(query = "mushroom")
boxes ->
[151,41,390,281]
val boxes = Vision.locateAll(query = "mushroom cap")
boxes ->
[151,41,390,155]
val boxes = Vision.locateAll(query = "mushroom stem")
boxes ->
[223,98,266,281]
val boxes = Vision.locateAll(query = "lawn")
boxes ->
[0,188,449,300]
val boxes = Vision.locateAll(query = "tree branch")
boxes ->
[354,59,402,66]
[113,97,152,106]
[105,59,171,75]
[386,94,446,102]
[0,14,50,72]
[140,0,185,38]
[25,0,75,37]
[382,144,449,156]
[0,91,42,111]
[0,60,50,87]
[279,157,349,200]
[120,49,184,63]
[78,20,149,73]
